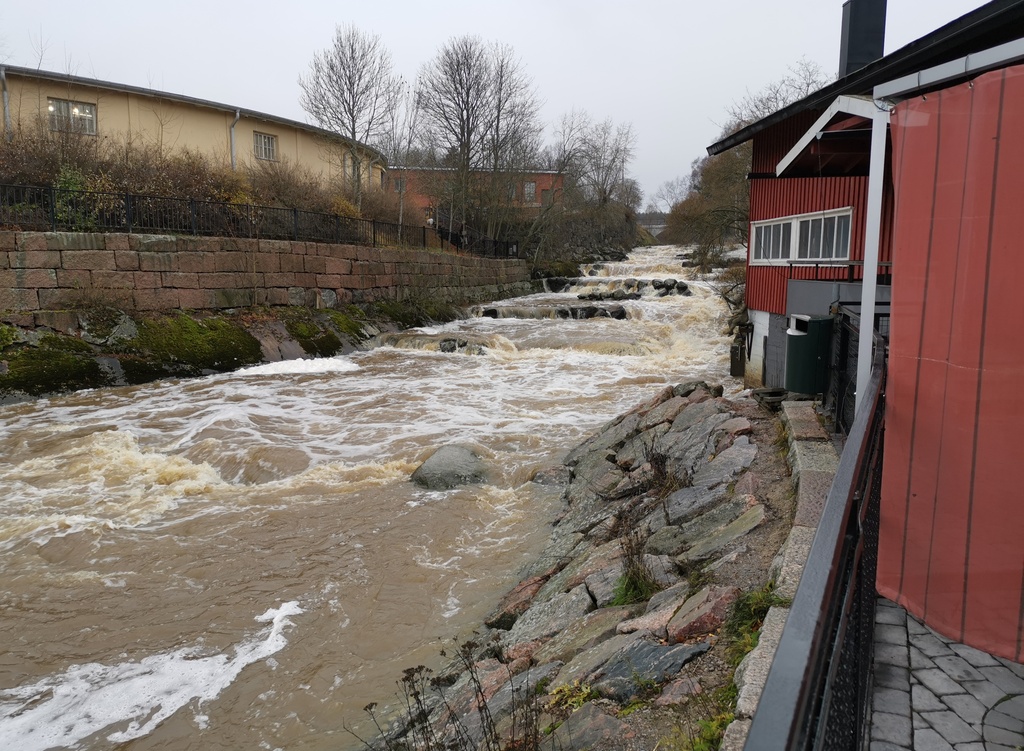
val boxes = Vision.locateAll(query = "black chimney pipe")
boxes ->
[839,0,888,77]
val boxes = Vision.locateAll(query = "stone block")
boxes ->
[303,256,328,274]
[324,257,352,275]
[0,288,40,311]
[781,401,830,441]
[315,274,343,288]
[133,288,180,310]
[55,269,91,288]
[771,525,816,600]
[46,232,105,250]
[60,250,117,271]
[214,252,249,273]
[103,233,130,251]
[177,289,216,309]
[90,271,135,289]
[133,271,162,289]
[161,272,200,289]
[0,231,17,251]
[15,233,48,251]
[793,469,835,527]
[175,252,207,274]
[128,235,178,252]
[264,288,290,306]
[37,289,73,309]
[114,250,140,271]
[10,249,61,268]
[138,251,176,272]
[210,288,255,308]
[280,254,304,272]
[253,253,281,273]
[734,606,789,718]
[11,268,58,287]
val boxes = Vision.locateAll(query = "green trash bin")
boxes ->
[785,314,832,395]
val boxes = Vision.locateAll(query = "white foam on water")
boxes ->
[0,601,303,751]
[235,357,360,377]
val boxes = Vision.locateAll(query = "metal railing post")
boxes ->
[125,193,133,233]
[372,220,377,247]
[293,208,299,241]
[49,187,56,231]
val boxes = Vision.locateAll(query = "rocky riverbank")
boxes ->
[365,381,798,751]
[0,298,476,403]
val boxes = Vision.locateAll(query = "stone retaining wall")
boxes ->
[0,231,533,314]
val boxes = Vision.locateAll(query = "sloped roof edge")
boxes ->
[0,64,386,164]
[707,0,1024,155]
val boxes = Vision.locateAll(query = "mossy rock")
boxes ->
[0,323,17,349]
[323,308,367,341]
[284,317,342,357]
[128,313,263,374]
[0,344,110,397]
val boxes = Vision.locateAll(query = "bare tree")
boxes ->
[650,176,690,213]
[416,36,541,236]
[577,118,636,206]
[726,57,831,127]
[299,24,402,209]
[377,79,422,234]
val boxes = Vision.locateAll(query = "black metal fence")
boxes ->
[744,322,887,751]
[0,183,519,258]
[824,306,890,435]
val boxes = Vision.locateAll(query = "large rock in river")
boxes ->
[411,445,487,489]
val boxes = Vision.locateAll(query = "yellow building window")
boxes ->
[48,98,97,135]
[254,132,277,161]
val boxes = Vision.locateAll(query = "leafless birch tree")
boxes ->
[299,24,402,209]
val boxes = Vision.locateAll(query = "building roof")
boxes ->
[707,0,1024,155]
[0,64,386,164]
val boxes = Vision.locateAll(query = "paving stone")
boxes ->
[911,646,937,670]
[940,692,987,726]
[913,727,954,750]
[874,663,911,692]
[912,684,947,712]
[792,469,834,528]
[788,440,838,473]
[951,743,985,751]
[919,710,981,744]
[914,711,931,729]
[961,679,1008,708]
[875,642,910,668]
[995,656,1024,678]
[872,711,912,747]
[907,618,930,635]
[870,742,911,751]
[984,744,1019,751]
[983,724,1024,747]
[874,687,911,715]
[933,655,985,683]
[912,632,953,658]
[925,625,955,644]
[876,623,909,645]
[876,606,907,626]
[720,718,751,751]
[917,668,966,697]
[780,401,829,441]
[985,706,1024,733]
[980,665,1024,694]
[950,643,1001,668]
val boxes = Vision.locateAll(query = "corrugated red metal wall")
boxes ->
[746,116,894,316]
[878,63,1024,662]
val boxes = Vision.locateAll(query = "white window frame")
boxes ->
[253,131,277,161]
[750,207,853,266]
[523,181,537,204]
[47,98,97,135]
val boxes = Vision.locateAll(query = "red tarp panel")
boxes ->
[879,63,1024,662]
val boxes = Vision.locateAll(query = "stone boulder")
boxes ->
[666,585,741,643]
[590,639,711,701]
[411,445,487,489]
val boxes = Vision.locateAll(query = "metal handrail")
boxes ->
[0,183,519,258]
[744,323,887,751]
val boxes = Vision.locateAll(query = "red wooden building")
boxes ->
[710,0,1024,661]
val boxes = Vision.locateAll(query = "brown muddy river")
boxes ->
[0,246,737,750]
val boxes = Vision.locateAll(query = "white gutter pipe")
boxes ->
[855,103,889,416]
[0,66,12,141]
[229,109,241,169]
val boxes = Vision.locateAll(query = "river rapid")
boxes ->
[0,245,738,750]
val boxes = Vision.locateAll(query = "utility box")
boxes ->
[785,314,833,395]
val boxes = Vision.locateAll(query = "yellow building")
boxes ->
[0,65,386,189]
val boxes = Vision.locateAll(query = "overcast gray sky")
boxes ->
[0,0,986,205]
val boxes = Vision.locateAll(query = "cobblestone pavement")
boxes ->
[870,597,1024,750]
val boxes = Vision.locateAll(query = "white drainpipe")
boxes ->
[0,66,12,141]
[855,103,890,416]
[229,109,241,169]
